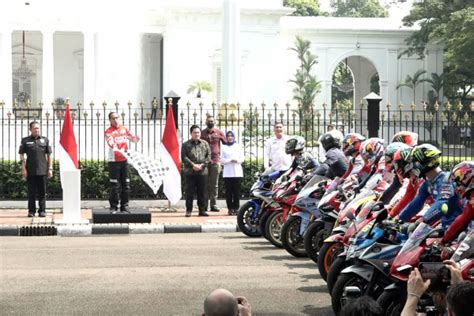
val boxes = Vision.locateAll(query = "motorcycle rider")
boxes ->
[354,137,385,192]
[398,144,464,229]
[388,147,422,218]
[442,161,474,244]
[341,133,370,181]
[379,142,413,204]
[379,132,419,204]
[314,133,348,179]
[282,136,319,178]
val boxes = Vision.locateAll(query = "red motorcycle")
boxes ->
[260,168,305,248]
[376,222,447,315]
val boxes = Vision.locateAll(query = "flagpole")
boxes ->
[160,200,178,213]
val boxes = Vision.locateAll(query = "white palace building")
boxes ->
[0,0,443,111]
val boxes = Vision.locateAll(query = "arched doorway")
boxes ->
[330,55,380,134]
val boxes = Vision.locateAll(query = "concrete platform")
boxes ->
[92,208,151,224]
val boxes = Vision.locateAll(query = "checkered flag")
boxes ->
[116,149,169,194]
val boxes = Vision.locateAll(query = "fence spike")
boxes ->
[102,101,107,108]
[128,101,132,108]
[76,101,82,109]
[0,100,4,107]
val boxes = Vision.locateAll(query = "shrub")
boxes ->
[0,159,263,200]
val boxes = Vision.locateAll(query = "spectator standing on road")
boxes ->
[105,112,140,214]
[263,122,292,174]
[201,115,227,212]
[220,131,244,215]
[182,125,211,217]
[203,288,251,316]
[19,121,53,217]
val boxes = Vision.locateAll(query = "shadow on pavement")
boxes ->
[261,255,302,261]
[302,305,334,315]
[297,284,328,293]
[242,246,281,251]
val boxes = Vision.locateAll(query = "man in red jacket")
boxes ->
[104,112,139,213]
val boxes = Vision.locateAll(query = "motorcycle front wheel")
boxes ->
[264,210,284,248]
[303,221,325,264]
[237,201,262,237]
[317,241,344,281]
[376,289,406,316]
[281,216,307,257]
[326,255,349,294]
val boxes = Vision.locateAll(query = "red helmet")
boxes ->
[360,138,384,166]
[393,148,413,180]
[450,161,474,198]
[342,133,366,156]
[391,131,418,147]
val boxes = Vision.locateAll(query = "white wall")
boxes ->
[53,32,83,107]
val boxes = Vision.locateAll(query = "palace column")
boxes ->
[42,29,54,110]
[0,30,13,105]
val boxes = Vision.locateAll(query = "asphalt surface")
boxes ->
[0,233,333,316]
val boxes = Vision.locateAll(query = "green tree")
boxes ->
[186,81,213,98]
[426,72,445,103]
[331,0,388,17]
[332,62,353,110]
[401,0,474,103]
[396,69,431,104]
[284,0,324,16]
[289,36,321,129]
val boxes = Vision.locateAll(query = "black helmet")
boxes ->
[320,133,339,151]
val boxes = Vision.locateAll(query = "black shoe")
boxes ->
[199,212,209,217]
[38,211,46,218]
[227,209,233,215]
[210,207,220,212]
[185,211,192,217]
[27,212,35,217]
[120,207,130,213]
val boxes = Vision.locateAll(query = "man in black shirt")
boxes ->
[19,121,53,217]
[181,125,211,217]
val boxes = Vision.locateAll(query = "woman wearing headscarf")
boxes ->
[220,131,244,215]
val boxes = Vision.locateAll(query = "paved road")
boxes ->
[0,233,333,315]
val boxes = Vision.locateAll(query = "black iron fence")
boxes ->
[0,100,472,200]
[0,101,473,167]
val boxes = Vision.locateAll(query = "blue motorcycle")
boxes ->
[237,170,281,237]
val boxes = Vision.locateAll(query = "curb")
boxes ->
[0,223,239,236]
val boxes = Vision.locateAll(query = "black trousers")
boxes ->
[108,161,130,210]
[185,174,208,213]
[224,177,241,212]
[27,175,47,213]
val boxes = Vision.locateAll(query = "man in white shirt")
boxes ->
[263,122,292,173]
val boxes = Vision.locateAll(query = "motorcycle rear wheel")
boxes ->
[281,216,307,257]
[237,201,262,237]
[264,210,284,248]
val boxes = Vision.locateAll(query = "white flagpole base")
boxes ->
[55,170,88,225]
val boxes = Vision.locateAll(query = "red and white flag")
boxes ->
[59,104,79,188]
[159,105,181,204]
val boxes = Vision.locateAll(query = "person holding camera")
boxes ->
[401,260,470,316]
[203,288,251,316]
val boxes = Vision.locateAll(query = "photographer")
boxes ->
[401,260,467,316]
